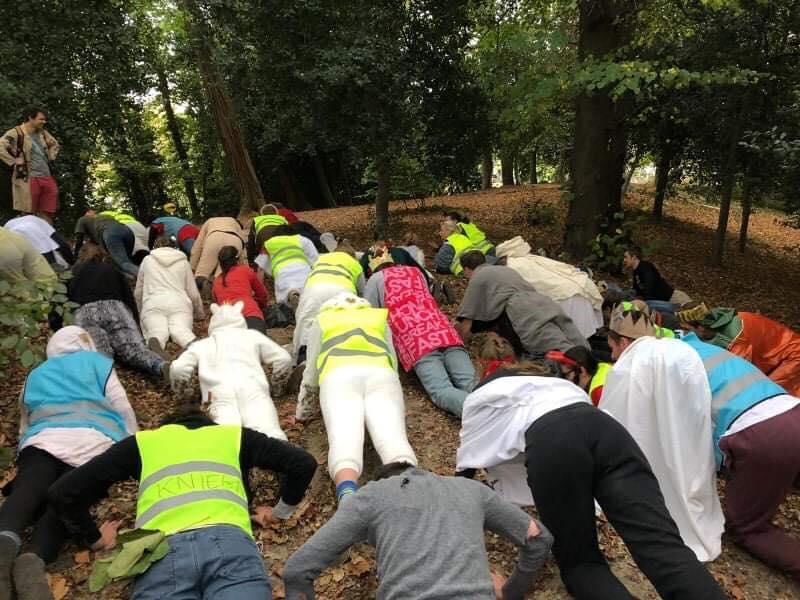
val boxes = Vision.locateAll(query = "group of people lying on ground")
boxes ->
[0,203,798,600]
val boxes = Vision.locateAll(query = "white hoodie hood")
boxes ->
[149,247,188,267]
[208,302,247,333]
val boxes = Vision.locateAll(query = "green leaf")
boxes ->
[1,335,18,349]
[20,350,35,369]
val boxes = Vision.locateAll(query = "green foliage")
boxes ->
[0,272,77,373]
[584,211,643,274]
[523,198,558,227]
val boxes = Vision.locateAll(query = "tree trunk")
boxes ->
[312,155,337,208]
[180,0,263,214]
[564,1,631,258]
[529,148,538,184]
[652,149,673,221]
[375,156,390,238]
[481,149,493,189]
[620,145,642,198]
[554,147,571,184]
[711,122,742,266]
[500,152,515,186]
[155,64,200,218]
[738,176,753,254]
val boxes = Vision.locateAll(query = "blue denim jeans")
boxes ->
[413,346,476,417]
[132,525,271,600]
[102,224,139,277]
[645,300,679,314]
[181,237,195,256]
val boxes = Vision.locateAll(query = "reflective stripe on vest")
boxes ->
[27,400,127,441]
[264,235,309,278]
[458,222,493,254]
[253,214,288,233]
[316,307,394,381]
[100,210,137,225]
[682,332,785,467]
[306,253,362,291]
[446,233,479,276]
[588,362,612,398]
[135,425,252,536]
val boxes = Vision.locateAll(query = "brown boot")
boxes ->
[12,553,53,600]
[0,534,19,600]
[148,337,170,361]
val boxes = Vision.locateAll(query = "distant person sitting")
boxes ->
[435,218,494,276]
[622,246,691,312]
[283,462,553,600]
[443,211,494,255]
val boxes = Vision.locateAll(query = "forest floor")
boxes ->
[2,183,800,599]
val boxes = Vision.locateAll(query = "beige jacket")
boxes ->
[189,217,247,279]
[0,126,60,213]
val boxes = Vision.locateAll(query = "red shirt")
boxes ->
[277,207,299,224]
[212,265,269,319]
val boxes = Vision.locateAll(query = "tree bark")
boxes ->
[738,176,753,254]
[500,152,515,186]
[481,149,493,189]
[529,148,538,184]
[711,119,742,266]
[155,64,200,218]
[375,156,390,238]
[180,0,264,214]
[312,155,337,208]
[564,1,632,258]
[652,149,673,221]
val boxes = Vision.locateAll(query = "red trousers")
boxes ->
[720,405,800,583]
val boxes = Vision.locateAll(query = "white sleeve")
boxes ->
[300,320,322,389]
[171,343,201,383]
[105,369,138,434]
[301,236,319,265]
[259,334,293,373]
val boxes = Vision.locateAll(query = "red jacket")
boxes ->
[212,265,269,320]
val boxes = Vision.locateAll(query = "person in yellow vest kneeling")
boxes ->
[295,292,418,503]
[48,403,317,599]
[434,217,495,276]
[256,224,318,309]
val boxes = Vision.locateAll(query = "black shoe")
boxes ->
[0,535,18,600]
[12,553,53,600]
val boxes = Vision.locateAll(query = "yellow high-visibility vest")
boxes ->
[306,252,362,292]
[100,210,137,225]
[264,234,309,279]
[446,233,479,276]
[253,214,288,233]
[458,222,493,254]
[135,425,252,537]
[316,307,394,382]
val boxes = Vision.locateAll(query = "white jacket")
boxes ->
[171,302,292,402]
[600,336,724,562]
[135,247,204,317]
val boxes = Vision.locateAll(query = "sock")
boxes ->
[335,480,358,503]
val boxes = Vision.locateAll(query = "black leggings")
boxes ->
[525,404,725,600]
[0,446,71,562]
[244,316,267,333]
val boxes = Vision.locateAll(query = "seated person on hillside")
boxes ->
[4,215,73,269]
[443,211,495,255]
[455,251,588,358]
[622,245,691,312]
[435,218,495,276]
[547,346,612,406]
[495,236,603,338]
[456,365,726,600]
[283,462,553,600]
[0,226,56,286]
[677,302,800,397]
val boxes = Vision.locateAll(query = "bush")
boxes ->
[584,210,643,274]
[0,271,77,372]
[523,198,558,227]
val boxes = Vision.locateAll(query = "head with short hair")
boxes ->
[443,211,468,224]
[622,245,642,271]
[556,346,599,391]
[460,250,486,278]
[374,461,416,481]
[22,107,47,131]
[152,235,174,249]
[439,218,458,240]
[260,204,278,215]
[77,242,110,263]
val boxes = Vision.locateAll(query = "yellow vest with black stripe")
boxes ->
[316,307,394,382]
[99,210,137,225]
[589,362,612,398]
[306,252,362,292]
[446,233,479,276]
[458,222,493,254]
[253,214,288,233]
[135,425,252,537]
[264,234,309,279]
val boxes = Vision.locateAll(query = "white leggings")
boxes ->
[320,366,417,478]
[207,382,287,441]
[140,303,195,348]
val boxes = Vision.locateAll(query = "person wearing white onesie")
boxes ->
[296,292,417,503]
[170,301,292,440]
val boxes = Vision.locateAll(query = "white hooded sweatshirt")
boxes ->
[600,336,724,562]
[496,237,603,338]
[170,302,292,439]
[135,247,203,317]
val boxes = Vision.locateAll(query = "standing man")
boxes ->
[0,108,60,219]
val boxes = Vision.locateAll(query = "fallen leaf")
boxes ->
[74,550,91,564]
[47,574,70,600]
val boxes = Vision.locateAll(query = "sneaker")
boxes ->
[287,362,306,394]
[12,553,53,600]
[148,338,170,361]
[0,534,19,600]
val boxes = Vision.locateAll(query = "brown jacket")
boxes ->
[189,217,247,279]
[0,126,60,213]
